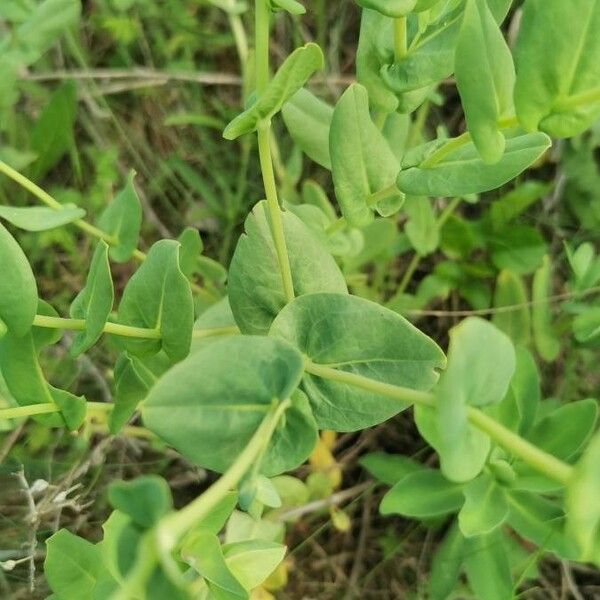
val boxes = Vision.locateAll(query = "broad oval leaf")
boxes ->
[69,240,114,357]
[269,292,445,431]
[330,83,402,227]
[426,317,516,482]
[282,88,333,169]
[228,200,347,335]
[514,0,600,138]
[44,529,100,599]
[98,171,142,263]
[0,222,37,336]
[0,203,85,231]
[380,469,464,518]
[117,240,194,362]
[455,0,515,163]
[397,132,551,197]
[142,336,316,475]
[223,43,324,139]
[458,472,508,537]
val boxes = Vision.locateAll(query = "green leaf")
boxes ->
[566,432,600,564]
[142,336,313,475]
[514,0,600,137]
[228,200,347,335]
[330,83,402,227]
[282,88,332,169]
[489,224,546,275]
[44,529,99,600]
[491,270,531,345]
[381,5,463,94]
[0,304,86,430]
[177,227,203,279]
[403,196,439,256]
[30,81,77,178]
[463,531,513,600]
[0,222,38,336]
[458,472,508,537]
[525,399,598,462]
[356,10,398,113]
[117,240,194,362]
[223,43,324,139]
[380,469,464,518]
[487,180,551,230]
[108,476,172,529]
[428,523,466,600]
[269,0,305,14]
[455,0,515,163]
[223,540,287,590]
[69,241,114,357]
[109,352,170,434]
[101,510,142,583]
[506,490,578,559]
[359,452,423,486]
[531,255,560,361]
[270,292,445,430]
[0,203,85,231]
[355,0,416,17]
[98,172,142,263]
[397,132,551,197]
[183,531,248,599]
[427,317,516,482]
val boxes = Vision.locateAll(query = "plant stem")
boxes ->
[394,17,407,62]
[305,360,575,485]
[254,0,295,302]
[397,252,421,295]
[158,398,291,545]
[0,401,113,421]
[32,314,239,340]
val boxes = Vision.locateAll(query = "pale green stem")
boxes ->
[304,360,574,486]
[0,401,112,421]
[397,252,421,295]
[32,314,239,340]
[394,17,407,62]
[111,399,292,599]
[554,86,600,110]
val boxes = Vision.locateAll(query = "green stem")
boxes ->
[394,17,407,62]
[32,314,239,340]
[305,360,574,485]
[158,398,291,545]
[397,252,421,295]
[254,1,294,303]
[0,401,112,421]
[554,86,600,111]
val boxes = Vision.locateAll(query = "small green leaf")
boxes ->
[491,270,531,346]
[269,0,305,14]
[380,469,464,518]
[69,241,114,357]
[98,171,142,263]
[455,0,515,163]
[330,83,402,227]
[282,88,333,169]
[142,336,313,475]
[359,452,423,486]
[0,204,86,231]
[428,523,466,600]
[44,529,100,599]
[458,472,508,537]
[0,222,38,336]
[177,227,203,279]
[403,196,439,256]
[397,132,551,197]
[566,432,600,564]
[101,510,142,583]
[228,200,347,335]
[425,317,515,482]
[355,0,416,17]
[489,224,546,275]
[108,476,173,528]
[182,531,248,599]
[224,43,324,139]
[463,531,513,600]
[223,540,287,590]
[531,255,560,361]
[270,292,445,431]
[514,0,600,137]
[118,240,194,362]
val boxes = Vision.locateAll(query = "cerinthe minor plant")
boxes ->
[0,0,599,597]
